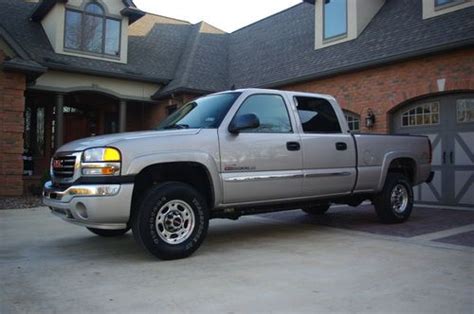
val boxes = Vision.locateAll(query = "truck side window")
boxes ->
[235,94,292,133]
[295,97,341,133]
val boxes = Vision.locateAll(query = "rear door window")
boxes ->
[295,97,341,133]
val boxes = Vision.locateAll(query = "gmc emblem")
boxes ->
[53,159,63,168]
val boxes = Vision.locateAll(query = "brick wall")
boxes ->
[283,48,474,133]
[0,50,26,196]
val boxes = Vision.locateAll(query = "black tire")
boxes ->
[132,182,209,260]
[87,227,130,237]
[302,203,331,215]
[373,173,413,224]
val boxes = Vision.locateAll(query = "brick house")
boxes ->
[0,0,473,208]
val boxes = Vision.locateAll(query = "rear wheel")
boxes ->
[132,182,209,260]
[87,227,130,237]
[302,203,331,215]
[373,173,413,224]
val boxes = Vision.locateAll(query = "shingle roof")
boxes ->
[1,0,473,97]
[228,0,474,88]
[154,22,229,98]
[0,0,187,83]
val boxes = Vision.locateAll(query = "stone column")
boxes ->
[55,93,64,149]
[119,99,127,133]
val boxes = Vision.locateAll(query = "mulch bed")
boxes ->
[0,196,44,210]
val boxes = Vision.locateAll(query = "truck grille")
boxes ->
[52,155,77,178]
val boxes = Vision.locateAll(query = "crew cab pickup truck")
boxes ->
[44,89,433,260]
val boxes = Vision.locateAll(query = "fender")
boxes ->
[125,151,223,207]
[377,151,418,192]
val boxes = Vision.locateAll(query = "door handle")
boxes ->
[286,142,300,151]
[443,151,446,164]
[450,151,454,164]
[336,142,347,151]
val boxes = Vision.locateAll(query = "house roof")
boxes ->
[1,0,473,98]
[228,0,474,89]
[30,0,144,23]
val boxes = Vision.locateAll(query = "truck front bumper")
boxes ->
[43,181,134,230]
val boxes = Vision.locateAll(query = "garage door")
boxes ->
[392,93,474,209]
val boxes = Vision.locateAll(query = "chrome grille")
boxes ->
[52,155,77,178]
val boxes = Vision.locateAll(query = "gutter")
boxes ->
[152,87,213,100]
[44,62,172,85]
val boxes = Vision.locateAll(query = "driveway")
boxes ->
[1,206,473,313]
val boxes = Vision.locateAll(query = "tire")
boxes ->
[87,227,130,237]
[132,182,209,260]
[302,203,331,215]
[373,173,413,224]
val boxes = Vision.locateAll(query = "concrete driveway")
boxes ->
[1,206,473,313]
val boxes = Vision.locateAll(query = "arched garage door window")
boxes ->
[401,102,440,127]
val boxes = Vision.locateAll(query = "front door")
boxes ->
[219,93,303,204]
[392,93,474,208]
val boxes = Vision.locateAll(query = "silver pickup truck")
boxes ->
[44,89,433,259]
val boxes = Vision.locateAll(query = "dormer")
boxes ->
[422,0,474,19]
[31,0,145,64]
[314,0,385,49]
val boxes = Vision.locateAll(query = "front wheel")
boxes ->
[132,182,209,260]
[373,173,413,224]
[87,227,130,237]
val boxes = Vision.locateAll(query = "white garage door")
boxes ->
[392,93,474,209]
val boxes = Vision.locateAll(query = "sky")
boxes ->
[133,0,301,33]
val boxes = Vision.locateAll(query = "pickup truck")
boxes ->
[43,89,433,260]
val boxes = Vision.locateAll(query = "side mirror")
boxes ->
[228,113,260,134]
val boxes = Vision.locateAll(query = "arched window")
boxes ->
[65,2,121,57]
[401,102,440,127]
[344,110,360,132]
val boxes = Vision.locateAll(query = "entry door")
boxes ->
[219,94,303,204]
[392,93,474,208]
[64,113,89,144]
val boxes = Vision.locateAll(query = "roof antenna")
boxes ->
[230,84,236,90]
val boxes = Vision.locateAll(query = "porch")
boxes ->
[23,90,158,193]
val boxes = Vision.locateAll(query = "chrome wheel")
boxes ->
[391,184,409,214]
[155,200,195,245]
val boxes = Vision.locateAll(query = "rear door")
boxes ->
[219,93,303,204]
[293,96,357,197]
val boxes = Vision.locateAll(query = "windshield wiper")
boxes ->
[163,123,190,130]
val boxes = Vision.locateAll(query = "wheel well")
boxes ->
[387,158,416,183]
[130,162,214,219]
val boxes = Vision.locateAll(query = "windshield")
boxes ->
[155,92,241,130]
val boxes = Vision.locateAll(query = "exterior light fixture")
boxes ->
[366,109,376,129]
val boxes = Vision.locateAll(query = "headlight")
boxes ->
[81,147,121,176]
[83,147,121,162]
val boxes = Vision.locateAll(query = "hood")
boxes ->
[57,129,202,153]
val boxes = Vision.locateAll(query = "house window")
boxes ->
[456,99,474,123]
[401,102,440,127]
[344,111,360,132]
[65,2,121,57]
[435,0,466,9]
[323,0,347,40]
